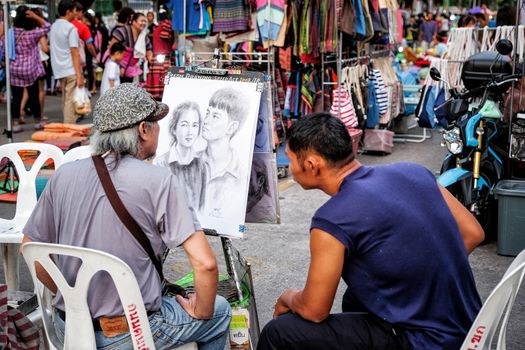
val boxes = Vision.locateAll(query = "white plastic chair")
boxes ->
[0,143,63,290]
[62,145,93,164]
[460,249,525,350]
[21,242,197,350]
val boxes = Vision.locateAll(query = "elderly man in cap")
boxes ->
[21,84,232,349]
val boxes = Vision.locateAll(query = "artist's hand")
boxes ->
[176,293,211,320]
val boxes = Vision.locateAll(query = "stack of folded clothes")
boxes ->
[31,123,92,150]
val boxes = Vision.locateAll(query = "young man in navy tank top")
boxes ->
[257,113,485,350]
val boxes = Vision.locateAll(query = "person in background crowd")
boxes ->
[474,12,489,28]
[100,42,124,95]
[94,12,109,65]
[406,16,419,48]
[458,14,477,28]
[438,13,449,37]
[49,0,83,124]
[72,2,98,80]
[433,34,447,58]
[1,6,51,132]
[257,113,484,350]
[419,13,437,51]
[21,83,232,350]
[109,7,134,38]
[496,6,517,26]
[146,11,173,100]
[34,8,50,123]
[147,10,156,42]
[82,11,97,94]
[109,12,152,84]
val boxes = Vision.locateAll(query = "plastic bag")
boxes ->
[73,87,92,115]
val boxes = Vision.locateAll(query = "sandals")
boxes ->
[12,124,23,133]
[34,121,46,131]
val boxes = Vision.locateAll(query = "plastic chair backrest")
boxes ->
[460,249,525,350]
[21,242,156,350]
[0,143,63,224]
[62,145,93,164]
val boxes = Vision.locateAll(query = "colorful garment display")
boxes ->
[256,0,286,41]
[212,0,251,33]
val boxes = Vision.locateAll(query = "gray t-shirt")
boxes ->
[23,155,200,318]
[49,18,79,79]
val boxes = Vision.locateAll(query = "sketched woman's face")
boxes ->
[176,109,200,148]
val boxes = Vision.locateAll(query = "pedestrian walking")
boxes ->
[49,0,84,124]
[2,5,50,132]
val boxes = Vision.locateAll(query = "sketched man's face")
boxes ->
[176,110,200,148]
[202,106,232,141]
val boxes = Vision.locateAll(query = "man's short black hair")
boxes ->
[287,113,354,167]
[57,0,75,17]
[110,42,125,55]
[73,1,83,12]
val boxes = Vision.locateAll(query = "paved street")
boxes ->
[0,95,524,348]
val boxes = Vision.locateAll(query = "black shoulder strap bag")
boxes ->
[92,155,186,297]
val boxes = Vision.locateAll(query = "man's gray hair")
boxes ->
[91,121,155,157]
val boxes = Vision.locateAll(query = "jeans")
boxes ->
[54,295,232,350]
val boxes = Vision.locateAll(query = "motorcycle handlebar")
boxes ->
[455,74,522,99]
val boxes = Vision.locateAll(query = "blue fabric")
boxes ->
[168,0,203,34]
[8,29,16,61]
[353,0,366,39]
[416,85,436,128]
[310,163,481,350]
[434,88,448,128]
[367,79,379,128]
[54,295,232,350]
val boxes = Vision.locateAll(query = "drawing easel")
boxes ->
[162,62,269,349]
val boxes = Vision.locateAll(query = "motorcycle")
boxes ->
[431,39,522,240]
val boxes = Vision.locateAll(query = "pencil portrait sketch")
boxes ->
[201,88,248,218]
[245,152,279,223]
[156,101,207,211]
[156,72,262,237]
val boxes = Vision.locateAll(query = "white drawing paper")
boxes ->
[155,69,263,238]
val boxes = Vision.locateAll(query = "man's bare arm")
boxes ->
[439,184,485,254]
[274,228,344,323]
[70,47,84,88]
[20,235,58,294]
[177,231,218,319]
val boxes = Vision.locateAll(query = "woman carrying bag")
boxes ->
[109,12,152,84]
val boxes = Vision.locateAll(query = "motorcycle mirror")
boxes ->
[496,39,513,56]
[430,67,442,82]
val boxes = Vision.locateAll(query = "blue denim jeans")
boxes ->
[54,295,232,350]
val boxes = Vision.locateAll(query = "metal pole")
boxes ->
[508,0,521,151]
[3,0,13,144]
[337,31,342,119]
[182,0,186,66]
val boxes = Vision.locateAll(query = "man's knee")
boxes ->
[259,314,298,349]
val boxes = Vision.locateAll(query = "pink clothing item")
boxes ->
[396,9,404,44]
[10,22,51,87]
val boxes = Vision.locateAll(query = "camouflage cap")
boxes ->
[93,83,169,132]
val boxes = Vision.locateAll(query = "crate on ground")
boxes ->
[494,180,525,256]
[362,129,394,154]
